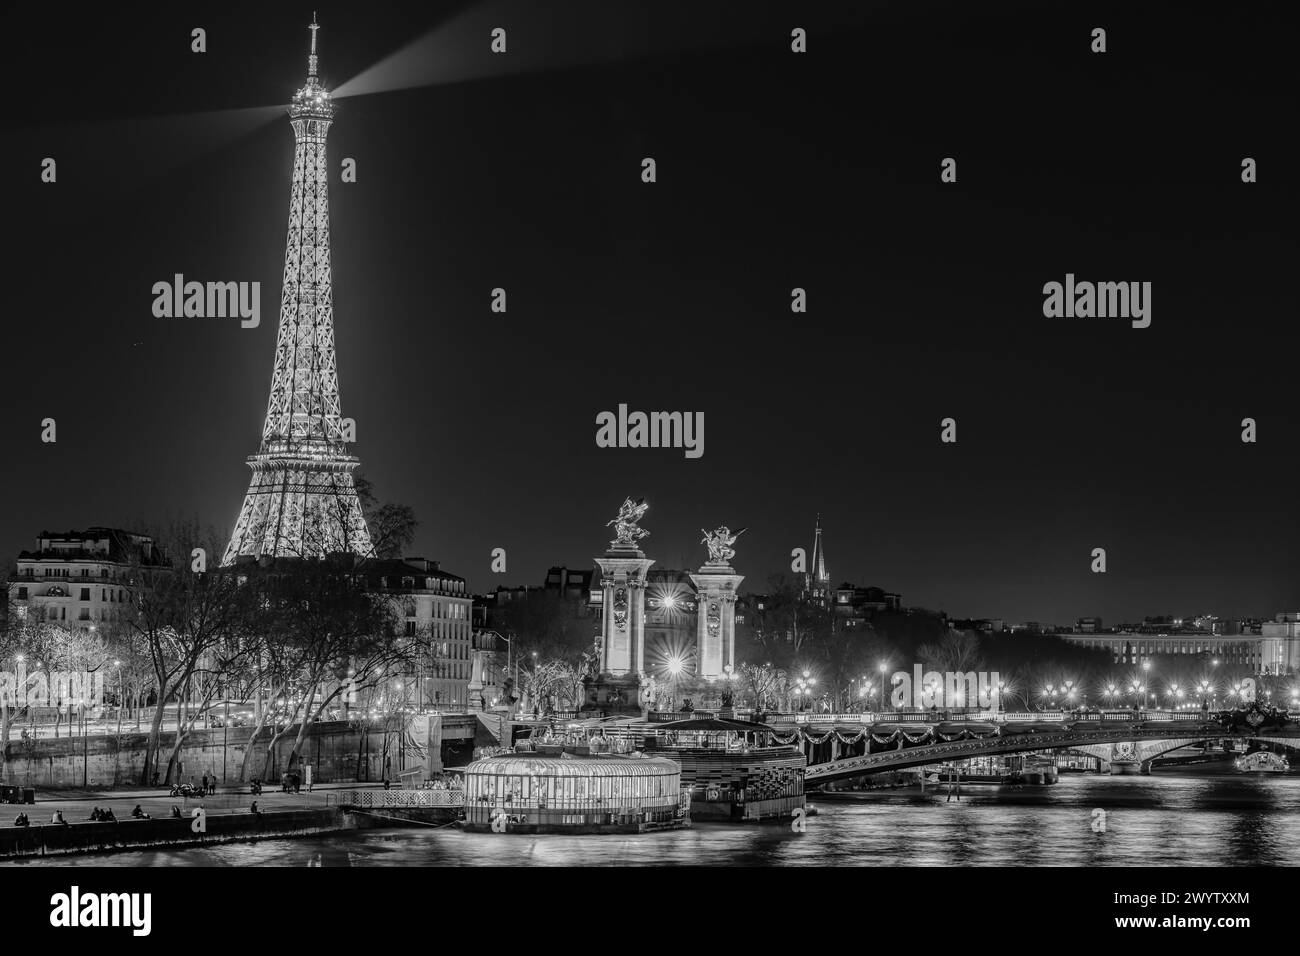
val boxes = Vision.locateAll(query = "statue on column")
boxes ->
[701,526,746,565]
[608,497,650,548]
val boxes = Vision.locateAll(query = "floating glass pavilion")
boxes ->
[462,751,689,833]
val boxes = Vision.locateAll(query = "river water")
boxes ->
[15,771,1300,867]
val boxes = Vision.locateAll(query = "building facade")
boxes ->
[1057,614,1300,675]
[7,528,166,630]
[832,584,903,628]
[1261,612,1300,675]
[358,558,474,709]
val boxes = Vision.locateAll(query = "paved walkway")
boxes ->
[4,781,388,825]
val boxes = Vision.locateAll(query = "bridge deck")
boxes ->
[802,722,1299,785]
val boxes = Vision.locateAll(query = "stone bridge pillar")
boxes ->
[689,558,743,680]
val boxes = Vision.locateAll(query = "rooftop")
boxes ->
[17,527,165,566]
[465,752,680,778]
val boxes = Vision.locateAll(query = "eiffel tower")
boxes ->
[222,17,373,565]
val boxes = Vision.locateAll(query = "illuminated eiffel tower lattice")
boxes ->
[222,16,373,564]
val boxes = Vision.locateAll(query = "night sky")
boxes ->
[3,1,1296,624]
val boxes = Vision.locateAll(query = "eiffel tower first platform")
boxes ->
[222,18,373,565]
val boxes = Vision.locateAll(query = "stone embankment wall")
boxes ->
[1,721,414,789]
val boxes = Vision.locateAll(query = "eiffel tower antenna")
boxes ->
[222,19,373,565]
[308,12,320,78]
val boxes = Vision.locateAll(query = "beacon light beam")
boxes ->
[333,0,860,99]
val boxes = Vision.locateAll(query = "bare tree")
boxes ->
[125,521,253,786]
[745,574,835,664]
[0,596,46,767]
[518,658,567,714]
[553,661,589,712]
[238,555,404,781]
[737,662,789,713]
[354,474,419,559]
[918,631,985,674]
[39,625,110,738]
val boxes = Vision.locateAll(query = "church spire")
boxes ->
[808,514,829,599]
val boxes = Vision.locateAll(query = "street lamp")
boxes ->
[114,660,123,740]
[878,662,889,713]
[664,656,684,712]
[794,674,814,712]
[79,697,88,787]
[478,629,517,704]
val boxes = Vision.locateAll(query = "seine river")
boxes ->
[20,771,1300,867]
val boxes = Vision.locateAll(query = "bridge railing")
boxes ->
[329,789,464,809]
[776,709,1212,725]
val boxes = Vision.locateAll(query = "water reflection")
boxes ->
[13,774,1300,867]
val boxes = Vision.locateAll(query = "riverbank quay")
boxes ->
[0,782,410,860]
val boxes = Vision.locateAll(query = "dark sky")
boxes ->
[3,1,1296,624]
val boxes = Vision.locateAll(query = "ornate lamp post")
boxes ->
[878,662,889,713]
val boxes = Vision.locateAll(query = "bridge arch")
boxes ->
[803,726,1300,787]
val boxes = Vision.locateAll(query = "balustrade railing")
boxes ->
[773,709,1214,726]
[329,789,464,808]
